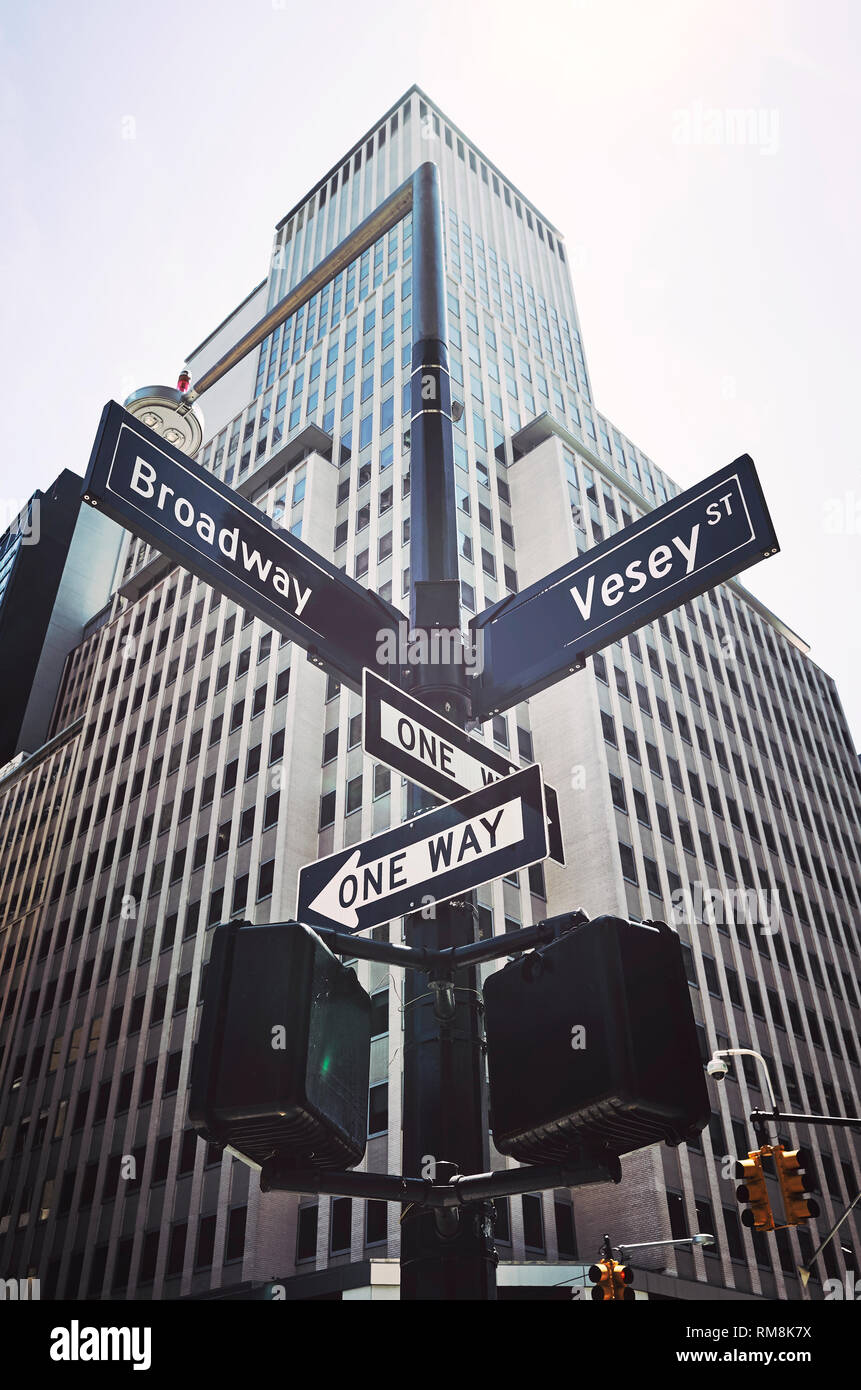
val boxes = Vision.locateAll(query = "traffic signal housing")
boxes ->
[588,1261,613,1301]
[774,1146,820,1226]
[735,1150,775,1231]
[484,915,709,1164]
[189,920,371,1170]
[612,1262,635,1300]
[588,1259,635,1301]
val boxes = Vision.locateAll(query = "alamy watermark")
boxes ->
[0,1276,40,1300]
[376,621,484,676]
[672,103,780,157]
[824,1271,861,1299]
[823,492,861,534]
[1,497,40,545]
[671,882,781,936]
[50,1321,151,1371]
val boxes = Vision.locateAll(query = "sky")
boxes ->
[1,0,859,744]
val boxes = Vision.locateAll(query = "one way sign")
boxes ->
[297,765,548,933]
[363,669,564,864]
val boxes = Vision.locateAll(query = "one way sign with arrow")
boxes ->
[297,765,548,934]
[362,669,565,865]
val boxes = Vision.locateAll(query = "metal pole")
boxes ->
[748,1108,861,1132]
[798,1187,861,1285]
[304,908,588,972]
[399,162,497,1300]
[260,1157,618,1205]
[187,177,416,402]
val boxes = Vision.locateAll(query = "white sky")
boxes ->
[2,0,859,745]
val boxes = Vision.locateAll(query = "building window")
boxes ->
[528,862,546,898]
[493,1197,511,1243]
[296,1205,318,1263]
[166,1222,187,1279]
[138,1231,160,1285]
[366,1200,387,1246]
[368,1082,388,1135]
[666,1190,687,1241]
[370,989,389,1037]
[257,859,275,900]
[723,1207,745,1261]
[195,1214,216,1269]
[619,842,638,884]
[330,1197,352,1254]
[555,1201,576,1258]
[522,1193,545,1252]
[346,775,363,815]
[232,874,249,914]
[694,1198,717,1254]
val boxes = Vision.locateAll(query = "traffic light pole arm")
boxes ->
[617,1235,714,1257]
[295,910,589,971]
[749,1108,861,1131]
[259,1156,620,1205]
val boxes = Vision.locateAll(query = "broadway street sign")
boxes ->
[469,453,779,718]
[81,401,401,692]
[363,668,564,864]
[297,764,548,933]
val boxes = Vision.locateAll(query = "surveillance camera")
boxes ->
[706,1057,729,1082]
[451,399,465,423]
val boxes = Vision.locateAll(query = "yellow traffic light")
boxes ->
[774,1146,820,1227]
[588,1260,614,1300]
[611,1262,636,1301]
[735,1151,775,1231]
[588,1259,634,1300]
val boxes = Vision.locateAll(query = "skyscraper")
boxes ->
[0,470,122,767]
[1,85,858,1302]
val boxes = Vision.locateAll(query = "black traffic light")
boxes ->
[484,915,709,1164]
[735,1150,775,1231]
[774,1146,820,1226]
[588,1259,635,1301]
[189,920,371,1170]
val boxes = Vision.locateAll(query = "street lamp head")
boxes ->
[691,1232,715,1247]
[123,384,204,457]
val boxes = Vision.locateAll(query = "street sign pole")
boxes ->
[400,163,497,1299]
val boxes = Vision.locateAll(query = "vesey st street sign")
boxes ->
[469,454,779,719]
[363,669,564,864]
[297,764,548,933]
[81,402,401,692]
